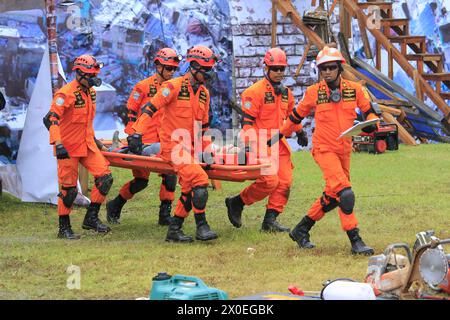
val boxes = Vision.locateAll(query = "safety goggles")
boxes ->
[319,64,338,72]
[269,66,286,72]
[188,54,220,63]
[158,54,183,63]
[75,61,104,70]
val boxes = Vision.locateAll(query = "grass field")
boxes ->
[0,144,449,300]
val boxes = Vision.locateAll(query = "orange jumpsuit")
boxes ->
[283,78,376,230]
[133,74,211,218]
[239,78,302,213]
[48,80,111,216]
[120,74,174,202]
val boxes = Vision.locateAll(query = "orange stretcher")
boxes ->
[101,151,271,182]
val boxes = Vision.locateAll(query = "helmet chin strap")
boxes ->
[157,65,171,81]
[265,69,285,95]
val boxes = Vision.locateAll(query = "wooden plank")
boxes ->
[421,73,450,81]
[272,0,278,47]
[328,0,338,16]
[413,70,423,101]
[382,112,417,145]
[374,99,412,107]
[295,42,311,76]
[356,10,373,59]
[345,65,403,101]
[343,0,450,124]
[378,104,402,116]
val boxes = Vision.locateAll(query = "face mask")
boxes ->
[88,76,102,87]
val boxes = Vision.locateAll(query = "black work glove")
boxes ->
[296,130,308,147]
[55,144,70,159]
[127,133,143,155]
[361,125,377,134]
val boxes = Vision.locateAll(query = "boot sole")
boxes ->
[165,238,194,243]
[261,227,291,233]
[195,235,218,241]
[225,198,242,228]
[106,216,120,224]
[82,225,111,233]
[351,249,374,256]
[289,232,316,249]
[58,234,81,240]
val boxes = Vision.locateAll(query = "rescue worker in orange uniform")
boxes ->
[128,45,219,243]
[225,48,307,232]
[106,48,180,226]
[44,54,113,239]
[282,46,378,255]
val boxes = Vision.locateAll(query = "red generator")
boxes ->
[352,123,399,154]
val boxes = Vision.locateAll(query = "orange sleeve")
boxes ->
[48,92,72,144]
[239,87,260,148]
[125,84,145,134]
[356,83,373,115]
[132,82,175,134]
[281,87,314,137]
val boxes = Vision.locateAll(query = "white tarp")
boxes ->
[15,45,62,203]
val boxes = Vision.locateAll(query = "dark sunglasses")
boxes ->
[200,67,213,72]
[164,66,178,72]
[319,65,338,72]
[270,66,286,72]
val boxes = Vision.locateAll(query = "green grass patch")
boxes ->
[0,144,449,299]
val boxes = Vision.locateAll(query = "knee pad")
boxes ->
[338,187,355,215]
[58,186,77,209]
[129,178,148,194]
[95,173,113,196]
[320,192,339,213]
[162,174,177,192]
[192,186,208,211]
[179,192,192,213]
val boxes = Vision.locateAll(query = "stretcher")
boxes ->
[101,151,271,182]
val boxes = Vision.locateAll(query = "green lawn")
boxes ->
[0,144,449,299]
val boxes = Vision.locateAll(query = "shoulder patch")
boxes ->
[244,101,252,109]
[55,97,65,106]
[162,87,171,97]
[133,91,141,101]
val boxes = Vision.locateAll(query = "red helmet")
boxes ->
[72,54,103,74]
[264,48,287,67]
[154,48,182,67]
[316,46,346,66]
[186,45,218,67]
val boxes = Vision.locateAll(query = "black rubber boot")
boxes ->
[165,216,193,243]
[346,228,374,256]
[58,215,80,240]
[225,194,244,228]
[261,209,290,233]
[158,200,172,226]
[194,213,218,241]
[289,215,316,249]
[82,203,111,233]
[106,195,127,224]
